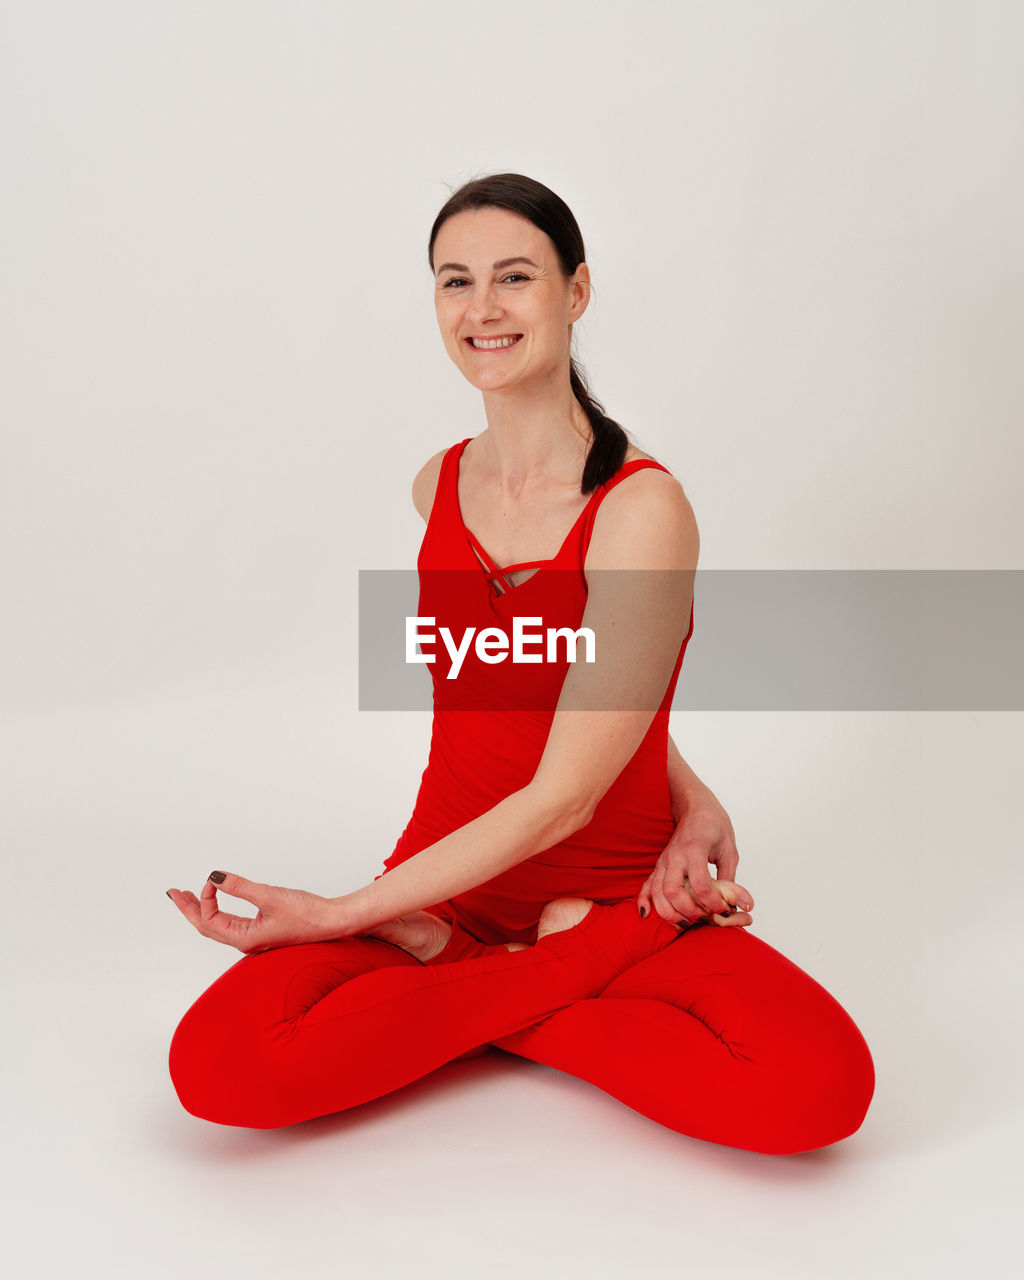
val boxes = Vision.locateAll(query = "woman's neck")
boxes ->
[476,383,592,496]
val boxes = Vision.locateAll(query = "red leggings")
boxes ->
[169,902,874,1155]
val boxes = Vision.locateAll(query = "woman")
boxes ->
[167,173,874,1154]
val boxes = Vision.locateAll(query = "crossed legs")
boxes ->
[168,902,874,1153]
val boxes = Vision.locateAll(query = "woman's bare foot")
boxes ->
[536,897,596,941]
[706,879,748,925]
[491,899,598,954]
[365,897,619,963]
[361,911,453,963]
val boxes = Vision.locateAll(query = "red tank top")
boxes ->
[381,437,695,945]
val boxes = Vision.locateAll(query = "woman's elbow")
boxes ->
[526,781,599,842]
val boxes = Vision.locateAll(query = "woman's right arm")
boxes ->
[169,460,749,950]
[335,785,595,931]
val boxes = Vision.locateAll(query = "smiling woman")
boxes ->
[431,208,594,441]
[166,172,874,1155]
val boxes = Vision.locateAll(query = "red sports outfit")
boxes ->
[169,439,874,1153]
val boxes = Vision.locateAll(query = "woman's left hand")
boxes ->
[637,794,753,928]
[166,872,346,954]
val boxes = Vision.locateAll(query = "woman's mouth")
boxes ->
[465,335,523,350]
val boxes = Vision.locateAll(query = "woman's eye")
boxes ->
[440,273,529,289]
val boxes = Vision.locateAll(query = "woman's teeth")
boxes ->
[469,335,522,349]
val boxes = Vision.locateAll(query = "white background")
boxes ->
[2,2,1021,1277]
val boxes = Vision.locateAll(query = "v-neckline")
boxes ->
[453,440,599,597]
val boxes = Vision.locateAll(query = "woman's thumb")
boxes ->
[206,870,259,903]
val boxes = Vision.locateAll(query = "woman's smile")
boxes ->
[466,334,523,350]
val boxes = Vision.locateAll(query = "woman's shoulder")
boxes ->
[618,444,680,488]
[612,444,689,504]
[588,447,698,569]
[619,442,676,472]
[411,442,462,523]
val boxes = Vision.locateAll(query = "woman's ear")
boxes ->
[569,263,592,322]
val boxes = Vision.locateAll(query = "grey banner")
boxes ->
[358,570,1024,711]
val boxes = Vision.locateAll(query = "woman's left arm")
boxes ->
[635,735,752,927]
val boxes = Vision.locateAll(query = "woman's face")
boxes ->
[432,206,590,396]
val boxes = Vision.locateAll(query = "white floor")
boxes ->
[3,657,1020,1279]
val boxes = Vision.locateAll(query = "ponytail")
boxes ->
[570,359,629,495]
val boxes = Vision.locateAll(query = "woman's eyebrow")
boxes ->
[435,256,540,274]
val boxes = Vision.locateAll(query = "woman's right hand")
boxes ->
[167,872,349,954]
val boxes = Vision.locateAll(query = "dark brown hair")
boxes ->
[428,172,630,495]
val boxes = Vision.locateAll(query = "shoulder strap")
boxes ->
[427,437,472,524]
[578,458,674,561]
[601,458,671,490]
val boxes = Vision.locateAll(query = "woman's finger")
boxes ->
[715,841,740,882]
[166,888,204,933]
[199,879,220,923]
[199,881,264,938]
[676,862,729,916]
[203,870,264,907]
[652,874,703,926]
[174,894,257,946]
[636,876,653,918]
[199,873,264,927]
[637,863,666,918]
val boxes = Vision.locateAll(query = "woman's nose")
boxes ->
[465,283,502,325]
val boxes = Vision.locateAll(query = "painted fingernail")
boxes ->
[165,890,173,899]
[208,870,226,884]
[639,906,647,918]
